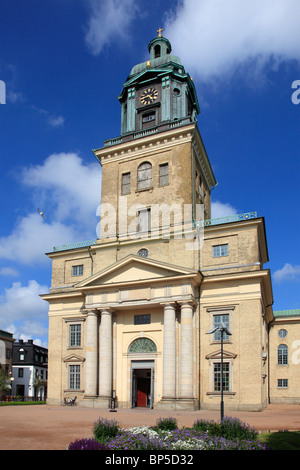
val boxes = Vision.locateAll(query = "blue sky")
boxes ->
[0,0,299,347]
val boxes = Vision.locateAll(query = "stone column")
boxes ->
[179,302,194,398]
[85,310,98,396]
[99,309,112,397]
[162,303,176,399]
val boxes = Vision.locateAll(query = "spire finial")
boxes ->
[157,27,163,37]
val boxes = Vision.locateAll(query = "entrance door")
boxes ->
[131,361,154,408]
[137,375,149,407]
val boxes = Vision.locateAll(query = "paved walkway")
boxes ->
[1,403,300,450]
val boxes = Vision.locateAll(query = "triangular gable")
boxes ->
[63,354,85,363]
[124,68,173,88]
[206,350,237,360]
[76,254,199,289]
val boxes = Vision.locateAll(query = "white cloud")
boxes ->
[0,152,101,265]
[22,152,100,227]
[211,200,238,219]
[84,0,140,55]
[0,280,49,345]
[0,214,76,265]
[273,263,300,283]
[0,267,19,277]
[164,0,300,81]
[47,115,65,128]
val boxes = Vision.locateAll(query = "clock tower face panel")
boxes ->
[140,87,158,105]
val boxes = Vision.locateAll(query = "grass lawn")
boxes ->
[260,431,300,450]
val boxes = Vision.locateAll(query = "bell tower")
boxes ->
[94,30,216,256]
[118,28,200,140]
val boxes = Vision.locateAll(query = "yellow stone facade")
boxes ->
[42,33,299,411]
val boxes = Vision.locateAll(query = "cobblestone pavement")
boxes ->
[1,404,300,450]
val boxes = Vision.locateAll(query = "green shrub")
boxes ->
[193,416,258,441]
[93,418,120,443]
[155,416,178,431]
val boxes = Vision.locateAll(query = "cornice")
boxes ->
[93,124,195,165]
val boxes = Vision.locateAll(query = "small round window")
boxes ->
[138,248,149,258]
[278,329,287,338]
[173,87,181,96]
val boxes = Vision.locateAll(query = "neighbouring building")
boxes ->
[0,329,15,400]
[12,339,48,400]
[41,31,299,411]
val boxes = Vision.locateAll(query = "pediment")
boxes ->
[63,354,85,363]
[76,255,200,289]
[124,68,171,88]
[206,350,237,360]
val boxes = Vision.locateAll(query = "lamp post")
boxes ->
[206,322,231,422]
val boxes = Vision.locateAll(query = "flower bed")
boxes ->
[68,416,267,451]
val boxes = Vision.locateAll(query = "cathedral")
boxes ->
[42,31,300,411]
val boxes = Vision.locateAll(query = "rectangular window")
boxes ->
[70,324,81,347]
[213,244,229,258]
[142,112,155,123]
[214,362,230,392]
[277,379,288,388]
[159,163,169,186]
[213,314,230,341]
[18,368,24,378]
[19,353,25,361]
[72,265,83,276]
[137,208,151,233]
[134,314,151,325]
[122,172,130,195]
[69,365,80,390]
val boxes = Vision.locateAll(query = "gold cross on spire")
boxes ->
[157,27,163,37]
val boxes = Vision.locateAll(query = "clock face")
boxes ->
[140,87,158,105]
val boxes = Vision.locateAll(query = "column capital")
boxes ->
[97,307,113,315]
[177,299,196,308]
[83,308,99,316]
[160,302,177,309]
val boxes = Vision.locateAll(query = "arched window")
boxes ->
[137,162,152,190]
[277,344,288,365]
[154,45,161,58]
[128,338,157,354]
[138,248,149,258]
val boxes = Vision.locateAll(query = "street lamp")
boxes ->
[206,322,231,422]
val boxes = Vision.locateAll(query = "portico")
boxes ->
[76,255,201,409]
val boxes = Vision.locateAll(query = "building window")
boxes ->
[70,324,81,347]
[213,314,230,341]
[18,368,24,378]
[137,208,151,233]
[72,265,83,276]
[19,349,25,361]
[128,338,157,354]
[137,162,152,190]
[159,163,169,186]
[277,379,288,388]
[277,344,288,365]
[214,362,230,392]
[213,244,229,258]
[142,112,156,124]
[137,248,149,258]
[69,365,80,390]
[122,172,130,195]
[278,329,287,338]
[134,314,151,325]
[154,44,161,58]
